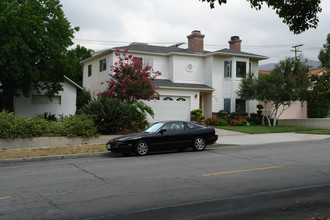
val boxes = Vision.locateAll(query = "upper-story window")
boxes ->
[99,58,106,72]
[236,61,246,78]
[88,64,92,77]
[136,57,154,69]
[224,60,232,78]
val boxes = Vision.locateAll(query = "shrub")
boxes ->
[37,112,57,121]
[0,110,98,138]
[204,117,217,126]
[76,88,92,113]
[217,119,228,126]
[256,104,264,110]
[227,119,248,126]
[0,110,15,138]
[80,95,145,134]
[218,110,229,118]
[62,114,98,137]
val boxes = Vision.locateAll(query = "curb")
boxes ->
[0,152,110,166]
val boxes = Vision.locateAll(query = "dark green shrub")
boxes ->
[0,110,15,138]
[204,117,217,126]
[76,88,92,113]
[37,112,57,121]
[62,114,98,137]
[217,118,228,126]
[80,95,144,134]
[218,110,229,118]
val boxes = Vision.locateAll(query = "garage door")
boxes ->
[143,96,190,122]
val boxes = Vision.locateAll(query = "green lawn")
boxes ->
[216,125,329,134]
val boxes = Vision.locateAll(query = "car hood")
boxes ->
[108,132,153,142]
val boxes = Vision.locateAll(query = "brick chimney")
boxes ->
[228,36,242,51]
[187,30,205,53]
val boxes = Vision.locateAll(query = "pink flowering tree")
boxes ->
[100,48,161,105]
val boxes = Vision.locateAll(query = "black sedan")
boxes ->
[106,121,218,156]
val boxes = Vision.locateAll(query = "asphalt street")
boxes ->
[1,137,329,220]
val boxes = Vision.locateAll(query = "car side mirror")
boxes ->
[159,129,166,134]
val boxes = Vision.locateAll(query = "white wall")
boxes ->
[14,79,78,118]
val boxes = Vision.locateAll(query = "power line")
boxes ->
[290,44,303,59]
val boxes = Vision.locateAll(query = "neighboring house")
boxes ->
[308,67,328,77]
[82,30,267,122]
[13,76,82,118]
[258,70,308,119]
[258,67,329,119]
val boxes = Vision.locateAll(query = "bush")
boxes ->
[63,114,98,137]
[80,95,145,134]
[0,110,15,138]
[37,112,57,121]
[0,110,98,138]
[227,119,248,126]
[217,118,228,126]
[204,117,217,126]
[218,110,229,118]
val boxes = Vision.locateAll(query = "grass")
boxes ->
[216,125,329,134]
[0,145,107,160]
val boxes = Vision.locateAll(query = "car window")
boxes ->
[186,122,203,129]
[162,122,184,132]
[145,123,164,133]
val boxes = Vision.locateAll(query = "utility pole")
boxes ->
[291,44,303,59]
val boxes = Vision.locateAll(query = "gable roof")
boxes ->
[308,67,328,77]
[153,79,213,91]
[82,43,267,63]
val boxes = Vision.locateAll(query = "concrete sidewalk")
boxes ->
[215,128,330,145]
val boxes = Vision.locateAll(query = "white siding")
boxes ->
[172,55,205,84]
[14,79,78,118]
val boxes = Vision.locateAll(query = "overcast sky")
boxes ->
[60,0,329,64]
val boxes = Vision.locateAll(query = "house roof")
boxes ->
[259,70,271,75]
[308,67,328,77]
[117,44,212,56]
[212,48,268,60]
[64,76,83,90]
[81,43,267,63]
[153,79,213,91]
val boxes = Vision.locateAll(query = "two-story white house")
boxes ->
[82,30,268,122]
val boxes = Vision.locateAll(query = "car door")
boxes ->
[151,122,187,150]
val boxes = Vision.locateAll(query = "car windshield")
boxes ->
[144,122,164,133]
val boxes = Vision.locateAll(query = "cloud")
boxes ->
[60,0,329,63]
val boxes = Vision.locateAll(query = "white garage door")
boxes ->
[143,96,190,122]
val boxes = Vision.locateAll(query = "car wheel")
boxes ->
[192,136,206,151]
[135,140,149,156]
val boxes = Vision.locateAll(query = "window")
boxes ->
[32,95,61,105]
[236,99,246,112]
[236,61,246,78]
[99,58,106,72]
[136,57,153,69]
[143,57,153,69]
[88,64,92,77]
[224,99,231,113]
[224,61,232,77]
[249,62,252,73]
[162,122,184,132]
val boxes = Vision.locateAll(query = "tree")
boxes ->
[100,49,161,105]
[238,57,310,126]
[200,0,322,34]
[65,45,93,86]
[0,0,78,111]
[305,71,330,118]
[318,33,330,68]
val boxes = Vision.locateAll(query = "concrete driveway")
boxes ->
[215,128,330,145]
